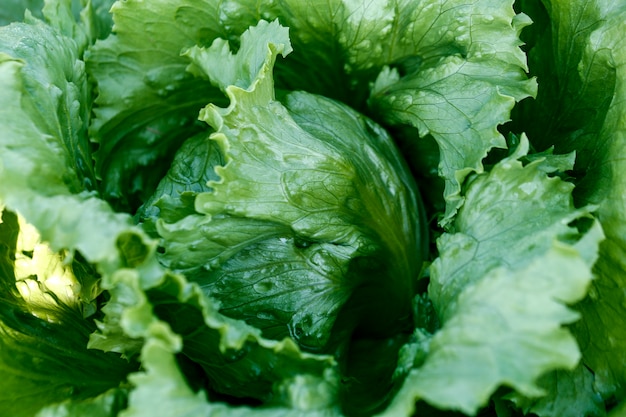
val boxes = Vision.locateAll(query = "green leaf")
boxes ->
[92,245,342,407]
[135,131,223,236]
[41,0,116,52]
[0,209,135,417]
[146,274,341,405]
[87,0,536,218]
[0,0,44,25]
[515,0,626,401]
[209,1,537,225]
[86,0,227,211]
[120,329,342,417]
[367,0,537,223]
[379,137,603,415]
[12,210,101,319]
[35,388,128,417]
[509,364,606,417]
[0,19,94,194]
[429,137,595,318]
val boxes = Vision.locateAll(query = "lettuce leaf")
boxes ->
[380,138,603,415]
[509,364,606,417]
[515,0,626,405]
[0,0,44,25]
[119,329,341,417]
[367,1,537,223]
[85,0,226,211]
[0,209,135,417]
[35,389,128,417]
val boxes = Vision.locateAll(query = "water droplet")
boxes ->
[82,176,93,190]
[294,237,313,249]
[307,16,322,29]
[356,39,372,50]
[290,322,305,339]
[401,94,414,106]
[223,347,248,363]
[519,182,537,195]
[144,69,161,87]
[256,311,275,321]
[248,364,262,378]
[253,281,273,293]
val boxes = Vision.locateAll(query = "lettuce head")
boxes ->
[0,1,625,417]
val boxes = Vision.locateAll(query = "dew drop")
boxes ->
[253,281,273,293]
[294,237,313,249]
[144,69,161,87]
[223,347,248,363]
[356,39,372,50]
[256,311,276,321]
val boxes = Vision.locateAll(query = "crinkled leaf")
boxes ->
[509,364,606,417]
[383,242,598,416]
[0,17,143,415]
[86,0,227,211]
[35,388,128,417]
[0,209,135,417]
[147,275,341,404]
[41,0,116,52]
[121,332,342,417]
[209,1,537,224]
[94,248,342,406]
[516,0,626,400]
[87,0,536,219]
[366,0,537,223]
[0,0,44,25]
[379,138,603,415]
[136,131,222,235]
[12,211,101,319]
[0,19,94,194]
[429,137,595,319]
